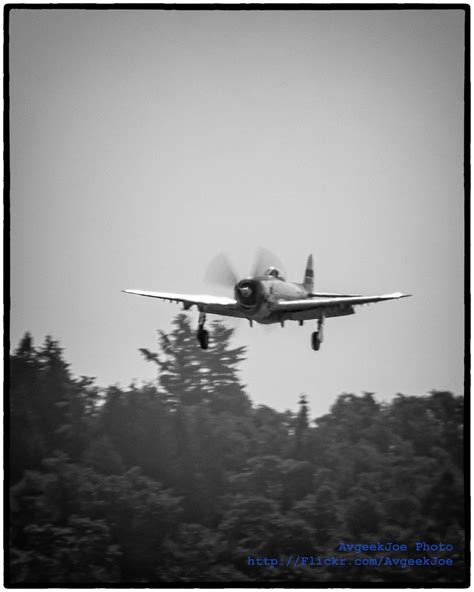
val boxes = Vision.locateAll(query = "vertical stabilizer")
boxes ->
[303,254,314,293]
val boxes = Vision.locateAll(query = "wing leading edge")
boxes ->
[274,292,411,312]
[122,289,246,319]
[123,289,410,322]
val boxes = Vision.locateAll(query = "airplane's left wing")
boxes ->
[275,292,410,310]
[274,292,410,312]
[273,292,410,320]
[122,290,246,319]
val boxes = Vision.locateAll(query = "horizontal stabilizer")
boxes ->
[310,292,362,298]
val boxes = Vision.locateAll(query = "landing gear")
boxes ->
[196,311,209,349]
[311,316,324,351]
[197,328,209,349]
[311,331,321,350]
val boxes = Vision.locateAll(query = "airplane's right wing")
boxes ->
[122,289,247,319]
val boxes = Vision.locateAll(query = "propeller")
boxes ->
[250,246,286,278]
[204,252,239,288]
[204,247,286,288]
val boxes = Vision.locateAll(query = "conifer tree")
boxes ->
[140,314,250,414]
[294,394,310,459]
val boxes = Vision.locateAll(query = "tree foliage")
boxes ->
[8,320,466,584]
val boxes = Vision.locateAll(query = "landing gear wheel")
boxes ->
[197,328,209,350]
[311,316,324,351]
[311,331,321,351]
[196,310,209,349]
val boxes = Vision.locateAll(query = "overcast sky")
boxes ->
[10,8,465,417]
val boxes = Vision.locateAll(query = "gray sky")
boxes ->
[10,8,465,417]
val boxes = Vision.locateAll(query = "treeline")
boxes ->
[8,315,465,584]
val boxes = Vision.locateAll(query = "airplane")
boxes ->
[123,250,410,351]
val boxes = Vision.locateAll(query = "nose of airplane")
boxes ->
[239,285,252,298]
[235,279,262,308]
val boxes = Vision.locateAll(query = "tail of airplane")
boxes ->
[303,254,314,293]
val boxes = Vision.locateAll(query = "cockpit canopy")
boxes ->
[265,267,285,281]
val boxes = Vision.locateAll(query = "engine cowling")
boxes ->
[234,279,264,310]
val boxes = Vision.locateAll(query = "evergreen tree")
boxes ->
[294,394,310,459]
[10,333,46,481]
[140,314,250,414]
[8,328,466,585]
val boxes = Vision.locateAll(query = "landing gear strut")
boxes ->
[196,310,209,350]
[311,316,324,351]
